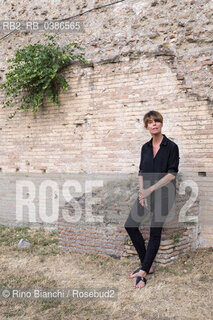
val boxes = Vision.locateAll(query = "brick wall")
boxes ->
[58,178,200,266]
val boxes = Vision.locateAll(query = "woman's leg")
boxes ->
[129,190,176,287]
[124,226,147,266]
[132,223,163,288]
[140,225,163,274]
[141,193,171,274]
[124,196,150,267]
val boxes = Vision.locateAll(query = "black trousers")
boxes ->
[124,189,175,274]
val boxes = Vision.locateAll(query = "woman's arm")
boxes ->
[150,173,175,193]
[139,175,144,192]
[138,175,148,207]
[140,173,175,200]
[149,143,179,194]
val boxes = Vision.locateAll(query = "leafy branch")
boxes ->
[0,34,90,119]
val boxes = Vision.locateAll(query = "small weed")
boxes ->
[62,305,73,315]
[124,238,132,245]
[170,233,180,244]
[4,309,26,318]
[199,274,207,281]
[38,249,48,256]
[39,257,45,262]
[171,271,180,276]
[48,247,59,255]
[158,265,170,273]
[121,259,129,266]
[185,263,194,272]
[39,299,61,311]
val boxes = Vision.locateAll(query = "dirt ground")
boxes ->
[0,225,213,320]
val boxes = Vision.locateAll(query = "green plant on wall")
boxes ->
[0,33,90,119]
[170,233,180,244]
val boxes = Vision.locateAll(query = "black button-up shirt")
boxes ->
[138,134,180,197]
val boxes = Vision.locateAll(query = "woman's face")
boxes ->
[146,117,163,135]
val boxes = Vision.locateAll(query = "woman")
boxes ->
[124,110,180,289]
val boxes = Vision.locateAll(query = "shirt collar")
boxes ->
[147,134,168,146]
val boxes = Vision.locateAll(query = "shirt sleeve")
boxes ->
[138,145,144,176]
[167,143,180,176]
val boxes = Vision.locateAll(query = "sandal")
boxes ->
[128,267,141,278]
[135,276,147,288]
[129,266,154,278]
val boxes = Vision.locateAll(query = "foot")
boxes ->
[149,264,154,274]
[133,276,147,289]
[128,263,154,278]
[129,268,147,279]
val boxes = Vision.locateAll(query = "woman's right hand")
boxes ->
[139,190,148,208]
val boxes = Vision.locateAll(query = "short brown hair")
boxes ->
[143,110,163,128]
